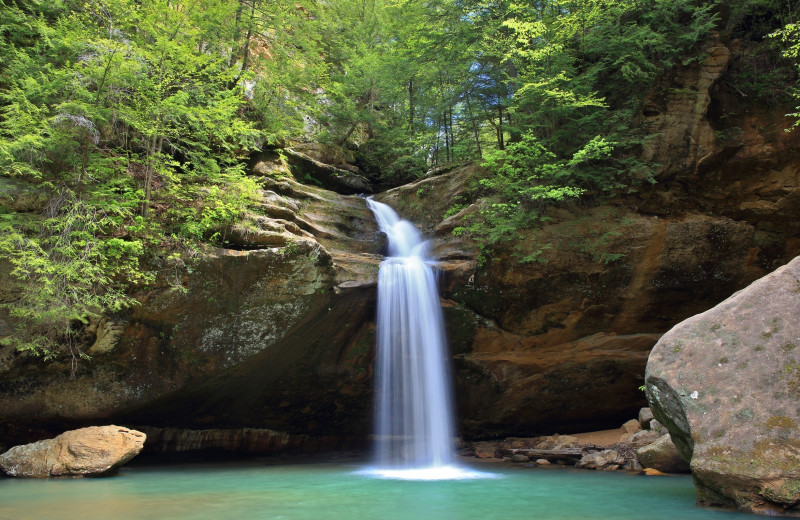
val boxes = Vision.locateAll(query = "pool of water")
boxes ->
[0,462,750,520]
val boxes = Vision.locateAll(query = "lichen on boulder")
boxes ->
[645,256,800,516]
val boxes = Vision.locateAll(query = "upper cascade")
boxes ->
[368,198,430,259]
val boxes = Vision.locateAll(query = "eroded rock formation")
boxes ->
[377,35,800,437]
[0,34,798,456]
[0,172,382,452]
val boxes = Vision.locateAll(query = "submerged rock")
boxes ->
[645,256,800,516]
[0,426,145,478]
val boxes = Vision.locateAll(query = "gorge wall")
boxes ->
[0,34,798,454]
[376,34,800,438]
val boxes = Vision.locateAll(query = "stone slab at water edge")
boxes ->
[645,256,800,517]
[0,425,145,477]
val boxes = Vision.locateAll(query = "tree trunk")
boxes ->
[497,105,505,150]
[448,104,454,159]
[465,95,482,158]
[142,133,163,217]
[443,111,450,162]
[408,78,414,133]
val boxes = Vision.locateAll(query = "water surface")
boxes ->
[0,462,750,520]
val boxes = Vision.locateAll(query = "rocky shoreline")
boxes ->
[458,408,688,475]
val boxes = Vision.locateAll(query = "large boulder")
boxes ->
[645,256,800,516]
[0,426,145,477]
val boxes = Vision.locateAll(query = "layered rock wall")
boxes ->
[0,35,798,452]
[0,173,382,451]
[377,35,800,437]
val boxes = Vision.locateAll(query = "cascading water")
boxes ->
[366,198,462,479]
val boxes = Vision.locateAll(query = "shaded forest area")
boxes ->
[0,0,798,359]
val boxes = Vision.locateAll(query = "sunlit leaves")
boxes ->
[770,23,800,127]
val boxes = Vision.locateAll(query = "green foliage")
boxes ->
[466,131,620,264]
[444,203,467,219]
[0,190,147,365]
[771,23,800,126]
[1,0,798,361]
[0,0,262,363]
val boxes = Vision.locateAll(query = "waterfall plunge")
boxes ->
[366,198,471,480]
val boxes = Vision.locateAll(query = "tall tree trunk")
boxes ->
[229,0,246,68]
[433,115,441,166]
[497,105,505,150]
[230,0,257,89]
[448,104,454,158]
[443,111,450,162]
[408,78,414,133]
[142,133,163,217]
[465,95,482,158]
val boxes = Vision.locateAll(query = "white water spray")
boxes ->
[365,198,462,478]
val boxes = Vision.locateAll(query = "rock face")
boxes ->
[0,426,145,477]
[141,427,305,454]
[575,449,626,471]
[0,35,799,454]
[645,256,800,516]
[640,36,731,182]
[0,172,383,452]
[375,35,800,438]
[638,407,654,429]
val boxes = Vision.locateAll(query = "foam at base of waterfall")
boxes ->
[357,465,501,481]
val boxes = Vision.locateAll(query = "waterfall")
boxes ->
[365,198,466,479]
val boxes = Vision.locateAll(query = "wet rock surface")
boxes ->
[646,256,800,516]
[460,418,671,473]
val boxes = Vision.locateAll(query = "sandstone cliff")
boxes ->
[0,171,382,453]
[0,35,798,454]
[377,34,800,438]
